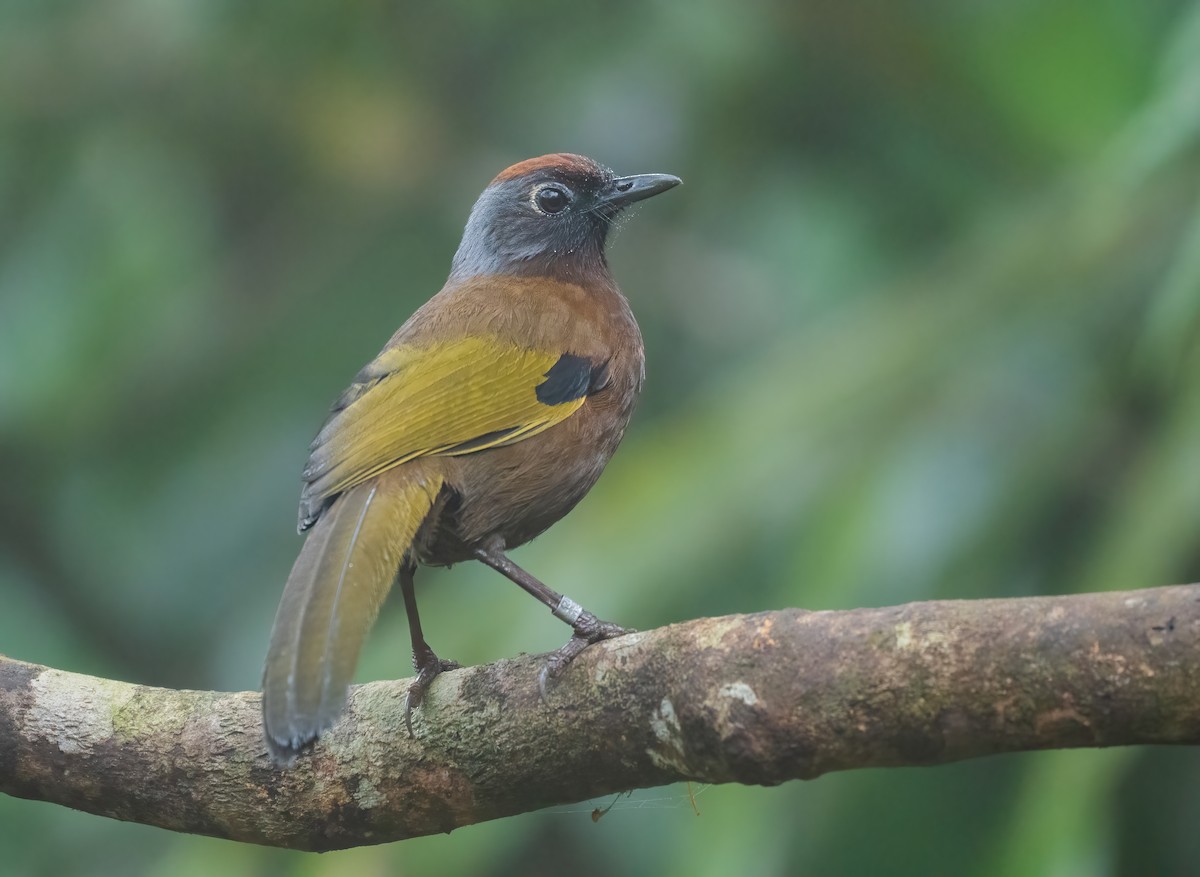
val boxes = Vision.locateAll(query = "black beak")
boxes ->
[600,173,682,209]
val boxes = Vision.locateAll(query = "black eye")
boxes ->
[535,185,571,215]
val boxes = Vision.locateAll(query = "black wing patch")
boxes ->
[536,353,608,405]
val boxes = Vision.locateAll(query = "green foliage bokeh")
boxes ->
[2,1,1199,874]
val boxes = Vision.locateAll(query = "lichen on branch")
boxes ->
[2,585,1198,851]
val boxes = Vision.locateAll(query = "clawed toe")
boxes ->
[537,642,578,703]
[572,610,631,644]
[404,653,457,737]
[538,616,631,702]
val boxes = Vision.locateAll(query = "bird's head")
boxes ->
[450,153,681,281]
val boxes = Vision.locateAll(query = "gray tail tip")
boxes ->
[263,726,319,768]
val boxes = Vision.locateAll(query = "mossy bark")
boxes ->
[2,584,1198,851]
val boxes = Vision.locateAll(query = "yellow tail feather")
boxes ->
[262,468,443,763]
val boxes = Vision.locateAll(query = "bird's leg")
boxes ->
[473,539,630,697]
[399,562,457,735]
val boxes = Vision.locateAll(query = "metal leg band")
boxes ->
[552,595,584,625]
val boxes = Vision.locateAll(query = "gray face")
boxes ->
[449,163,620,281]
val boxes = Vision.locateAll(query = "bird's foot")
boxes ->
[404,653,459,737]
[538,610,632,701]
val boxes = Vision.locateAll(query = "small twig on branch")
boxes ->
[2,585,1198,851]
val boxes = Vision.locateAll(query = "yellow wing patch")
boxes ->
[300,337,590,520]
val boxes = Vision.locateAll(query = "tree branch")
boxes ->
[2,585,1198,851]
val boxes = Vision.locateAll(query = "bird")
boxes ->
[261,152,681,764]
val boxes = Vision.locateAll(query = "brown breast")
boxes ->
[401,273,645,562]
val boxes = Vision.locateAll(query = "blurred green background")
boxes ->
[3,0,1200,874]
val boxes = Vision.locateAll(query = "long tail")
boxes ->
[262,468,443,764]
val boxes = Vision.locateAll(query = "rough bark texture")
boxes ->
[2,585,1199,851]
